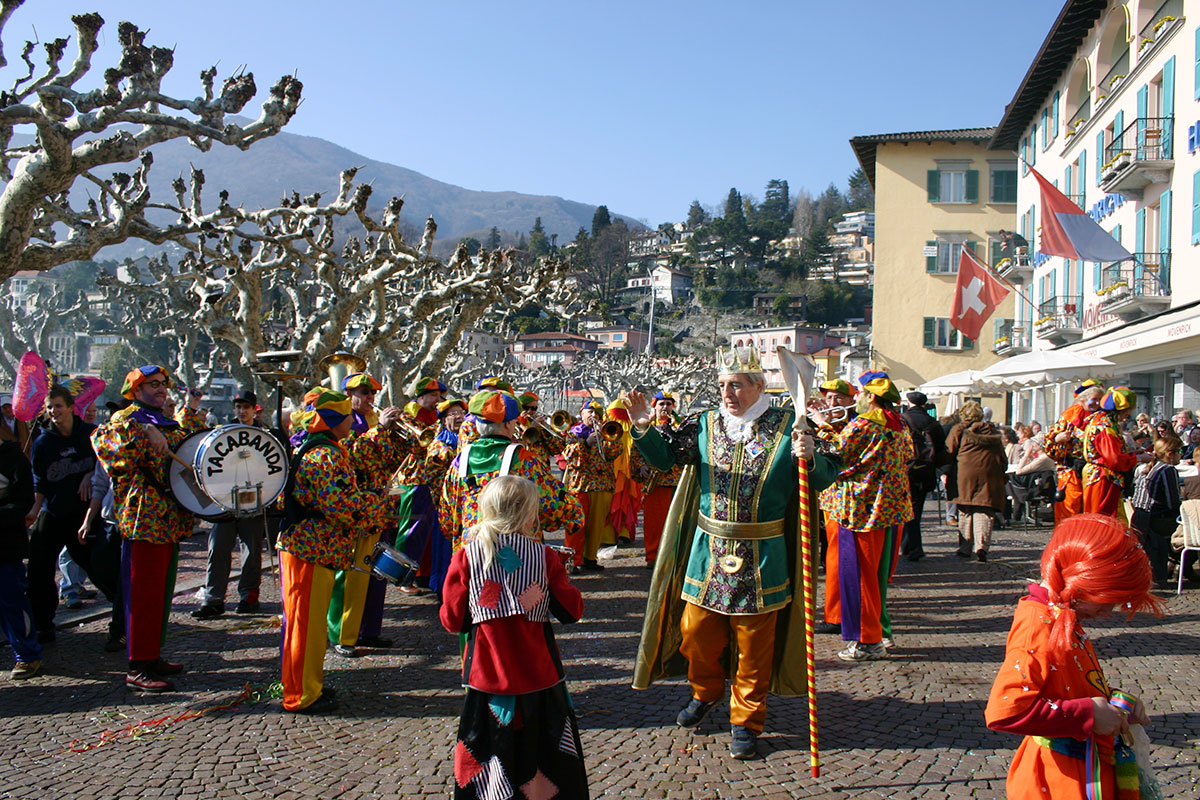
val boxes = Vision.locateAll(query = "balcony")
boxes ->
[994,247,1033,283]
[1096,49,1130,107]
[992,319,1032,357]
[1100,115,1174,197]
[1034,296,1083,344]
[1096,252,1172,321]
[1136,0,1183,60]
[1064,192,1085,209]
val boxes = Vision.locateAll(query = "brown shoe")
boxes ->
[11,660,41,680]
[148,658,186,676]
[126,669,175,693]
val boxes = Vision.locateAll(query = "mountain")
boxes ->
[75,126,639,258]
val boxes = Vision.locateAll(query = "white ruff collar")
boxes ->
[718,394,771,443]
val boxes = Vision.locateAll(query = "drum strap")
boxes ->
[457,443,523,478]
[282,437,338,527]
[499,444,521,476]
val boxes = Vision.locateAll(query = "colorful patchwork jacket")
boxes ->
[439,435,583,552]
[91,405,205,544]
[634,406,837,615]
[1082,411,1139,488]
[562,432,621,493]
[1044,404,1090,490]
[278,435,391,569]
[819,408,914,532]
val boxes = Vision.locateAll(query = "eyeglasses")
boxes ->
[144,380,169,389]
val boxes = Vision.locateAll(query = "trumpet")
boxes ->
[550,410,576,432]
[599,419,625,442]
[393,417,437,448]
[521,409,573,447]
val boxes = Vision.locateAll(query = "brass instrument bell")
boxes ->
[318,352,368,392]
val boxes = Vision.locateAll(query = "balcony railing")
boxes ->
[1098,49,1130,99]
[1096,252,1172,320]
[994,247,1033,282]
[1064,192,1085,209]
[1137,0,1183,56]
[1066,97,1091,132]
[1035,295,1083,343]
[1101,115,1174,194]
[992,319,1032,357]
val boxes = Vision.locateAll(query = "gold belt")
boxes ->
[697,513,785,540]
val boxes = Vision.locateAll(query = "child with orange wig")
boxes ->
[985,513,1164,799]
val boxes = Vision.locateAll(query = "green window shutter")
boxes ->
[1030,205,1036,253]
[1136,208,1146,256]
[1022,138,1029,174]
[991,238,1003,266]
[1113,223,1122,250]
[1192,171,1200,245]
[965,170,979,203]
[966,240,978,258]
[1093,261,1102,292]
[926,240,937,273]
[961,335,973,350]
[1031,124,1038,165]
[1041,110,1048,149]
[1160,189,1172,263]
[1078,151,1086,198]
[1163,57,1176,156]
[923,317,935,348]
[1096,132,1105,183]
[1065,165,1073,203]
[1195,27,1200,101]
[1076,258,1083,298]
[1137,86,1148,152]
[1114,111,1124,150]
[1052,92,1060,138]
[927,170,940,202]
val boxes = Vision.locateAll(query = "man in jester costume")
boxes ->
[327,371,411,655]
[1082,386,1150,521]
[1044,379,1105,523]
[424,397,467,596]
[278,388,390,712]
[625,345,838,760]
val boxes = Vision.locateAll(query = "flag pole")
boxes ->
[963,243,1036,311]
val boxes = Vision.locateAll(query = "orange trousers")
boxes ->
[280,552,336,711]
[1082,479,1127,523]
[823,517,840,624]
[834,523,886,645]
[641,485,674,566]
[679,602,778,734]
[1054,470,1083,523]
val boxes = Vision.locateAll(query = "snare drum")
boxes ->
[192,424,289,516]
[169,431,230,521]
[369,543,419,587]
[548,545,575,569]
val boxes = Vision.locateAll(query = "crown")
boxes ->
[716,345,764,376]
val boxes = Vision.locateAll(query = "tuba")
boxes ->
[318,352,368,393]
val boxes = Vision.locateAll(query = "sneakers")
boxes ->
[881,637,896,652]
[11,660,42,680]
[63,593,84,610]
[676,697,717,728]
[191,603,225,620]
[814,621,841,634]
[126,668,175,693]
[730,725,759,760]
[356,635,392,649]
[837,641,888,662]
[333,644,358,658]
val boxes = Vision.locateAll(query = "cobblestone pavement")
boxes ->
[2,508,1198,799]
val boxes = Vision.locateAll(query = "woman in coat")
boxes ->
[946,401,1007,561]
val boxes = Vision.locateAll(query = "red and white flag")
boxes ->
[951,247,1009,340]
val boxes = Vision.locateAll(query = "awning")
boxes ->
[918,370,984,397]
[976,350,1114,389]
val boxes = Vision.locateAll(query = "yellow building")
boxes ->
[850,128,1018,418]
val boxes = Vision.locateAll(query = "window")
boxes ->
[925,237,978,274]
[923,317,973,350]
[613,333,624,342]
[926,165,979,203]
[990,165,1017,203]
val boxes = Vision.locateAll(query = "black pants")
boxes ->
[1131,509,1177,586]
[27,509,121,633]
[901,473,931,558]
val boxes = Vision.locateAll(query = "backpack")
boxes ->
[901,414,936,470]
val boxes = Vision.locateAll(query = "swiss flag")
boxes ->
[951,246,1009,341]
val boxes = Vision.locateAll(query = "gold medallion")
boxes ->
[719,554,744,573]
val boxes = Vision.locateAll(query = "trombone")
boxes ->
[522,409,574,447]
[393,417,437,448]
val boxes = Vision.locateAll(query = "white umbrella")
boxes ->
[976,350,1115,389]
[918,369,984,397]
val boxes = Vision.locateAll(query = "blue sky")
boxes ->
[9,1,1064,227]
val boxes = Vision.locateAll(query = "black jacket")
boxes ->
[0,439,34,562]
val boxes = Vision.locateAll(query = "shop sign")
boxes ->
[1086,193,1126,223]
[1082,302,1120,334]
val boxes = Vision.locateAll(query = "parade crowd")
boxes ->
[1,347,1191,799]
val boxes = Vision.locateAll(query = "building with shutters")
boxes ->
[990,0,1199,423]
[850,128,1018,418]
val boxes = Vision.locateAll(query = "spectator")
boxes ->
[900,391,946,562]
[939,413,961,525]
[1154,420,1174,442]
[1172,409,1196,439]
[1181,428,1200,462]
[947,401,1007,562]
[0,422,40,679]
[1134,412,1153,438]
[1130,435,1182,589]
[1015,436,1055,475]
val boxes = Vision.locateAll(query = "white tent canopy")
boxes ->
[976,350,1115,390]
[918,369,984,397]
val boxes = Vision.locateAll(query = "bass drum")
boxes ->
[192,424,289,516]
[169,430,231,521]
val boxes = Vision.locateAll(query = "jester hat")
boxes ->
[121,365,170,400]
[1100,386,1137,412]
[409,376,448,397]
[1074,378,1105,396]
[820,378,856,398]
[517,391,539,409]
[859,371,901,404]
[342,372,382,392]
[437,397,467,417]
[298,387,352,433]
[468,390,521,424]
[581,399,603,415]
[475,376,515,393]
[652,391,676,404]
[607,397,631,422]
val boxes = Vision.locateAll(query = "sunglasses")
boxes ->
[144,380,169,389]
